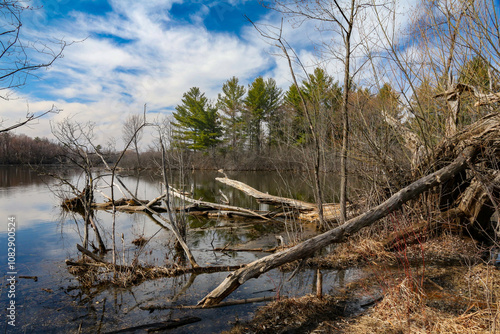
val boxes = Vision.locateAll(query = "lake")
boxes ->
[0,166,366,333]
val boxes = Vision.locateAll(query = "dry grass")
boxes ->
[225,294,345,334]
[402,233,482,265]
[304,238,397,270]
[227,229,497,334]
[346,271,500,334]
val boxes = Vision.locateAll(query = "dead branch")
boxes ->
[213,247,279,253]
[169,186,273,220]
[140,296,276,311]
[76,244,105,263]
[475,91,500,107]
[216,177,355,224]
[104,316,201,333]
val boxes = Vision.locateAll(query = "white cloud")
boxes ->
[0,1,278,149]
[0,0,423,150]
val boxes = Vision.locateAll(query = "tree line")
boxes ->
[0,133,64,165]
[167,56,493,167]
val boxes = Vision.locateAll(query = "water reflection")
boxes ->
[0,166,363,333]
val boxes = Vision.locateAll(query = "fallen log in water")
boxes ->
[92,198,168,213]
[91,192,274,220]
[168,186,273,220]
[213,246,279,253]
[140,296,276,311]
[215,177,357,224]
[66,248,246,281]
[89,179,357,225]
[215,177,317,210]
[104,316,201,333]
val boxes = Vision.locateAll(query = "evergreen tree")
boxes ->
[217,77,246,150]
[283,68,341,146]
[244,77,283,152]
[244,77,268,153]
[264,78,283,147]
[303,68,342,144]
[172,87,222,151]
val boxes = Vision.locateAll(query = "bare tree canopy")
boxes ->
[122,113,145,168]
[0,0,65,132]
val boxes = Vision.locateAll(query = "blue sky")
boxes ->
[1,0,418,148]
[2,0,307,147]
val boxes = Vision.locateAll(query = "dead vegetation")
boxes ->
[343,263,500,334]
[224,233,498,334]
[66,257,245,288]
[224,295,346,334]
[58,112,500,332]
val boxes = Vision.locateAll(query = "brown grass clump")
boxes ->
[402,234,482,265]
[308,238,397,269]
[132,236,148,247]
[345,265,500,334]
[225,294,345,334]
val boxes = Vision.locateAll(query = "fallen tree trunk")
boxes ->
[141,296,276,311]
[169,186,272,220]
[104,316,201,333]
[216,177,355,224]
[91,180,351,224]
[216,177,317,210]
[197,145,477,307]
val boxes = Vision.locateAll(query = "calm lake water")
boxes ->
[0,166,366,333]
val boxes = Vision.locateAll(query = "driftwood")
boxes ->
[104,316,201,333]
[92,198,168,213]
[169,186,273,220]
[66,253,245,279]
[76,244,106,263]
[140,296,276,311]
[89,176,353,225]
[92,191,274,220]
[216,177,355,224]
[70,243,246,281]
[214,246,279,253]
[216,177,316,210]
[198,113,500,307]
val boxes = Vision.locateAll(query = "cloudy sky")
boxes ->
[1,0,416,149]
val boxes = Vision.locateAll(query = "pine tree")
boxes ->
[172,87,222,151]
[264,78,283,147]
[244,77,283,153]
[217,77,246,150]
[244,77,267,153]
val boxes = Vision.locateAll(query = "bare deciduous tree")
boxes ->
[122,112,145,169]
[265,0,366,224]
